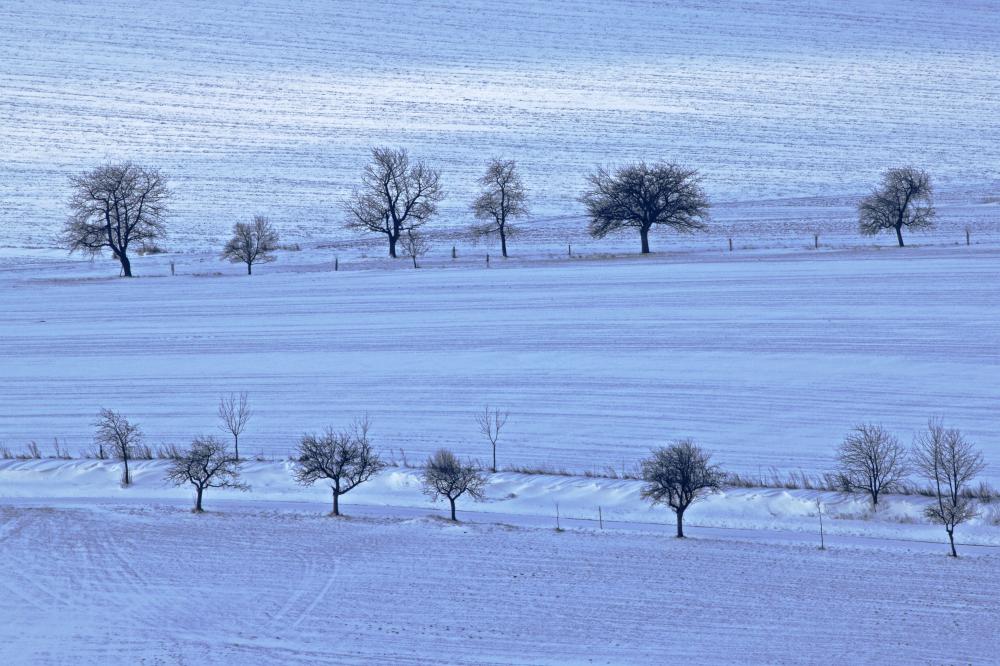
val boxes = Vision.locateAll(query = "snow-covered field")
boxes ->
[2,245,998,483]
[2,0,999,252]
[1,460,998,664]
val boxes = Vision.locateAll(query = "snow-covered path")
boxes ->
[1,497,997,664]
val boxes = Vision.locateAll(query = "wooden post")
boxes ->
[817,499,825,550]
[169,261,175,276]
[728,237,733,252]
[452,245,456,259]
[486,253,490,267]
[966,228,971,246]
[598,506,603,530]
[568,243,572,257]
[334,257,339,271]
[814,234,819,249]
[555,502,561,530]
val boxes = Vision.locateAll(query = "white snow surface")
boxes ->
[2,246,998,483]
[1,459,999,664]
[2,0,999,252]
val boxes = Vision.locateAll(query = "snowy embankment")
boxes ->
[3,459,998,549]
[2,486,999,663]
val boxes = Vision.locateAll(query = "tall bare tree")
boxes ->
[63,162,169,277]
[641,440,723,538]
[475,406,508,473]
[422,449,487,521]
[344,147,444,258]
[166,436,248,512]
[293,417,384,516]
[94,408,143,486]
[913,421,985,557]
[221,216,279,275]
[858,166,934,247]
[471,158,528,258]
[836,424,908,508]
[217,392,252,460]
[580,161,709,254]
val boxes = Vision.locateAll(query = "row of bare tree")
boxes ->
[835,421,986,556]
[86,403,987,556]
[61,156,935,277]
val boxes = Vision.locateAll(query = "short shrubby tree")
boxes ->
[422,449,487,521]
[293,417,385,516]
[641,440,723,538]
[400,228,430,268]
[221,216,279,275]
[475,405,509,473]
[166,436,248,513]
[471,158,528,258]
[94,408,143,486]
[836,424,908,508]
[580,161,709,254]
[857,166,934,247]
[63,162,169,277]
[344,147,444,258]
[912,421,985,557]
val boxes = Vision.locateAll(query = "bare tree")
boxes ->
[580,162,709,254]
[858,166,934,247]
[166,436,248,512]
[94,408,143,486]
[422,449,487,521]
[475,406,508,473]
[293,416,384,516]
[63,162,169,277]
[217,392,252,460]
[913,421,986,557]
[344,147,444,258]
[836,424,908,508]
[471,158,528,258]
[400,228,430,268]
[641,440,723,538]
[221,216,279,275]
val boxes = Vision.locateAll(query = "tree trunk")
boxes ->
[332,487,340,516]
[675,508,685,538]
[120,252,133,277]
[234,435,239,461]
[122,456,131,486]
[388,234,398,258]
[247,262,252,275]
[492,445,497,474]
[500,229,508,258]
[449,497,457,521]
[948,528,957,557]
[895,225,905,247]
[640,227,651,254]
[194,486,204,512]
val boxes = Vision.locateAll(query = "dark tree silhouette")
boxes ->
[836,424,908,508]
[344,147,444,258]
[293,417,384,516]
[94,408,142,486]
[217,392,252,460]
[471,158,528,258]
[641,440,723,538]
[580,162,709,254]
[858,167,934,247]
[475,405,508,473]
[422,449,487,521]
[166,436,248,512]
[63,162,169,277]
[221,216,279,275]
[913,421,985,557]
